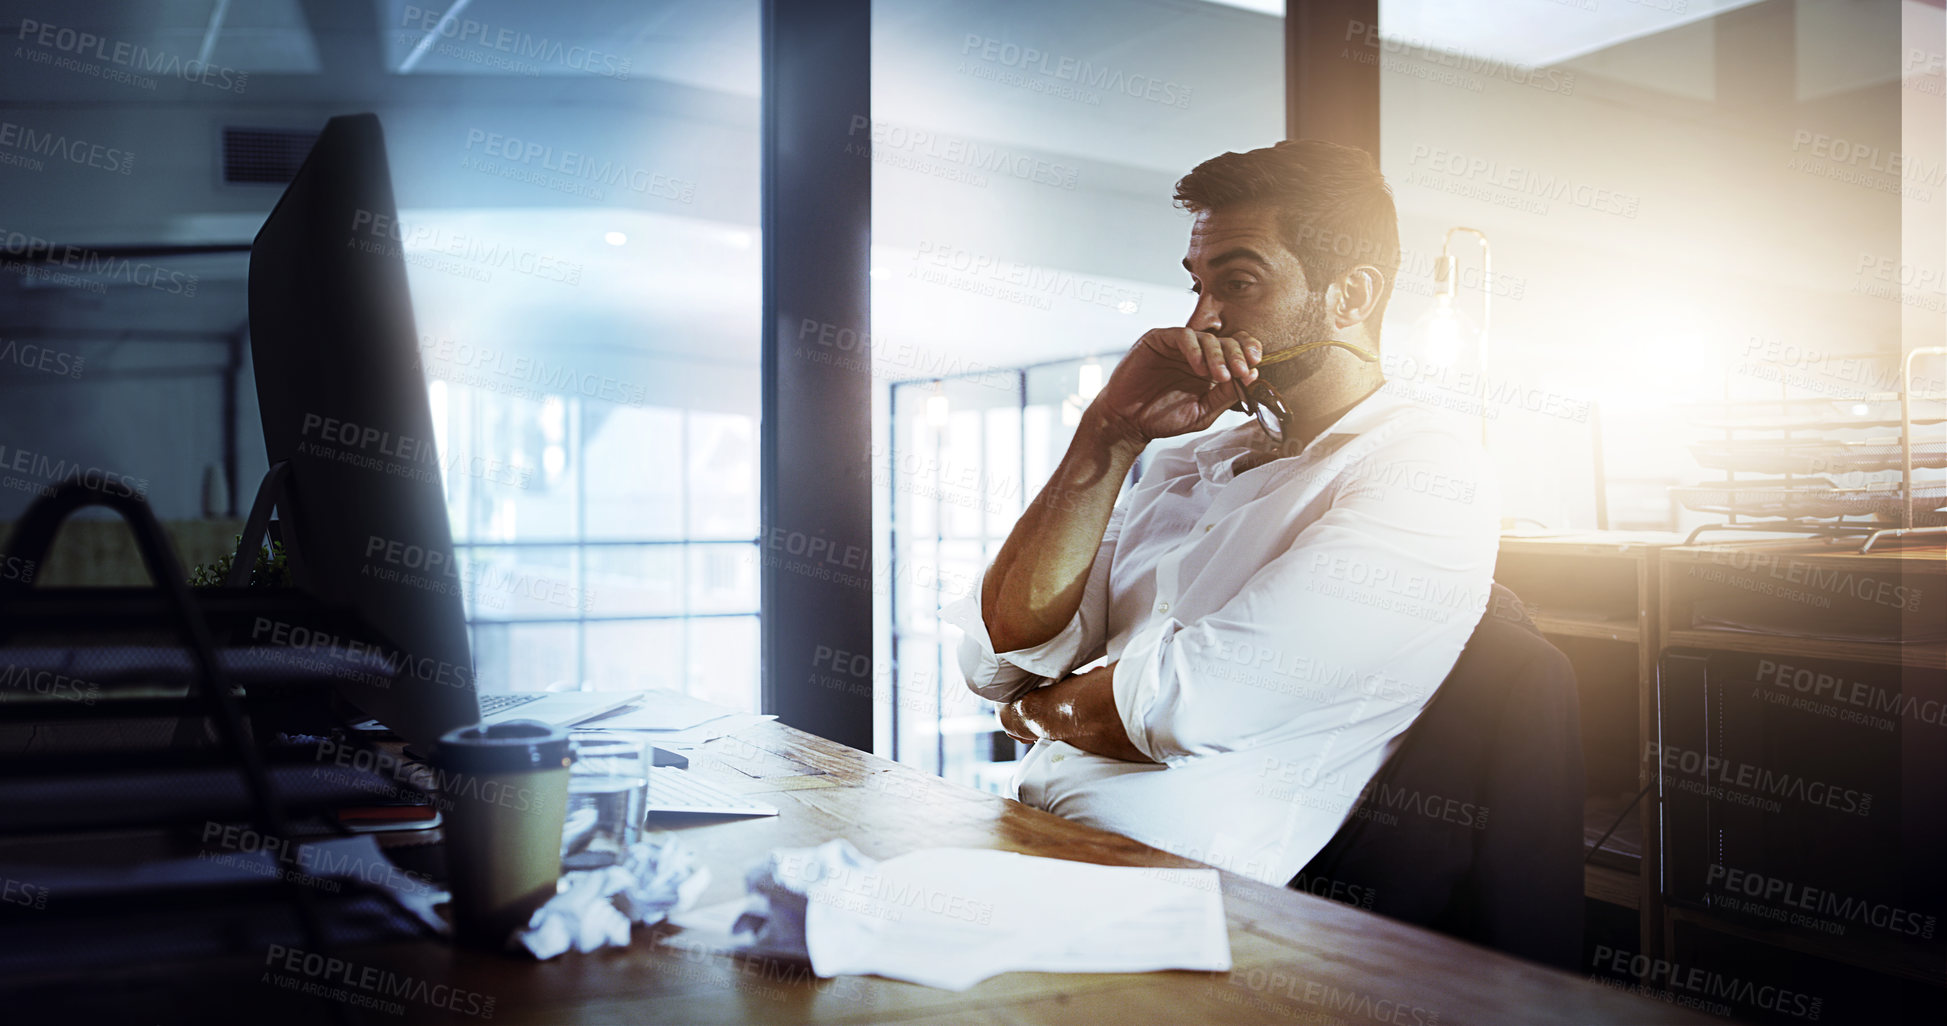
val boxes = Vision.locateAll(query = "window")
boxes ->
[436,388,761,711]
[870,0,1286,785]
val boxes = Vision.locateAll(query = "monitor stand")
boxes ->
[227,460,308,587]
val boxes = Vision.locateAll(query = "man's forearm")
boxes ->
[980,416,1143,653]
[999,663,1153,763]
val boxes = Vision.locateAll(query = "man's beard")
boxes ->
[1260,289,1336,386]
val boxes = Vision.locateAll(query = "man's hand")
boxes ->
[994,664,1154,763]
[996,699,1040,745]
[979,328,1256,655]
[1087,329,1262,452]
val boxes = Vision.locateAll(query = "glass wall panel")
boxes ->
[0,0,763,712]
[871,0,1285,781]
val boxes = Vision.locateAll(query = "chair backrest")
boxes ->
[1292,581,1585,968]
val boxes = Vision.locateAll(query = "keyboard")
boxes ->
[646,767,779,817]
[477,693,543,716]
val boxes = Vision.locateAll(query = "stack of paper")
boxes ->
[713,840,1231,991]
[576,690,776,746]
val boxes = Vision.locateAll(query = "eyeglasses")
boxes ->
[1234,339,1380,446]
[1237,378,1293,445]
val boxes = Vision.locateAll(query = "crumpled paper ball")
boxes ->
[516,833,710,959]
[730,838,877,962]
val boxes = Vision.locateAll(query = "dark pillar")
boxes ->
[759,0,873,749]
[1286,0,1381,158]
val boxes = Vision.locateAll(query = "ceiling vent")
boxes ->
[221,126,318,185]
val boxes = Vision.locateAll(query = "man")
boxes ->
[943,140,1500,886]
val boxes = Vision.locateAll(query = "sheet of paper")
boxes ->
[598,712,777,746]
[801,848,1230,990]
[578,690,748,731]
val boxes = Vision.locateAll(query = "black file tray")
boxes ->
[0,480,435,1010]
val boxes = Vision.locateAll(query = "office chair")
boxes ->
[1290,582,1585,969]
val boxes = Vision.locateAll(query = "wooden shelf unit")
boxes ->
[1495,531,1684,958]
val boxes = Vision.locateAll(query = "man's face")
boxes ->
[1180,203,1331,362]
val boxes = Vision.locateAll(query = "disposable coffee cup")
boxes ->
[435,719,574,948]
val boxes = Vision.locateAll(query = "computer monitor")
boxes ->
[247,113,479,751]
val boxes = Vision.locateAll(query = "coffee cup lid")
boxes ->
[435,719,573,773]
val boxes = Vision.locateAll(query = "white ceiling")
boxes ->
[1380,0,1766,69]
[0,0,1917,376]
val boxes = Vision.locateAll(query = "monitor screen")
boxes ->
[248,113,478,751]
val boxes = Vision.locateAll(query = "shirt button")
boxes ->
[1157,602,1171,615]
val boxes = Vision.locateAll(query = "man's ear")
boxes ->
[1329,266,1386,331]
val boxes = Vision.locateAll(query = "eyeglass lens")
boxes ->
[1246,382,1284,443]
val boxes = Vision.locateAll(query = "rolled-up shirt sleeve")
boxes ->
[1112,432,1500,764]
[942,506,1124,704]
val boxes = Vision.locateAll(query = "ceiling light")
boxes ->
[604,231,627,247]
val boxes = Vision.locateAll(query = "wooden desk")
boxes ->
[35,722,1714,1024]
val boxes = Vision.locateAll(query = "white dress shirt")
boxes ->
[943,385,1501,886]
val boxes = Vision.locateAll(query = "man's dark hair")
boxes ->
[1173,140,1401,333]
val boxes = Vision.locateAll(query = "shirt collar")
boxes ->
[1190,385,1408,481]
